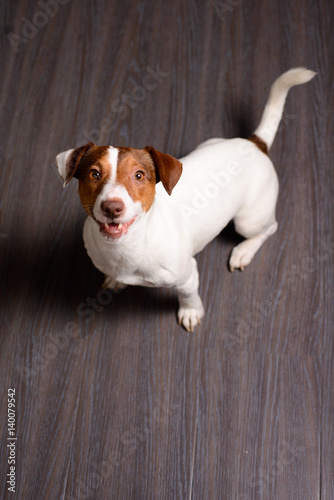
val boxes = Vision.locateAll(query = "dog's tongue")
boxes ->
[99,217,137,240]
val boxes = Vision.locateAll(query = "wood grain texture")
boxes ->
[192,350,321,500]
[0,0,333,499]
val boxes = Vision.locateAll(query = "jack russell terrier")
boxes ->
[56,68,315,332]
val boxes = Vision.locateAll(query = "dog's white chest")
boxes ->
[83,217,182,288]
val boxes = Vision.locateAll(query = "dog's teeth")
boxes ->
[118,223,123,229]
[104,223,109,229]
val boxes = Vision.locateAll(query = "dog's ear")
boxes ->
[56,143,96,187]
[144,146,182,195]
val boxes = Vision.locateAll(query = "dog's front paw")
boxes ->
[102,276,127,293]
[177,306,205,333]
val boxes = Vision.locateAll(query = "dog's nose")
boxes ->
[101,199,125,219]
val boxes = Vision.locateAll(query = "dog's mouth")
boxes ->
[97,216,137,240]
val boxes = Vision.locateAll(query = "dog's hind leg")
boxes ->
[229,166,279,272]
[229,220,278,272]
[102,275,128,293]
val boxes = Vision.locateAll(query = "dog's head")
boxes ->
[56,144,182,240]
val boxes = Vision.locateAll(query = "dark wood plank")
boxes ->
[192,349,321,500]
[63,300,202,499]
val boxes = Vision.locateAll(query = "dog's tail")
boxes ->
[252,67,316,151]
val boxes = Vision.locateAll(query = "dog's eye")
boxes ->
[89,170,101,180]
[134,171,145,181]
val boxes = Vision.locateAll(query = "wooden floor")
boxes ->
[0,1,333,499]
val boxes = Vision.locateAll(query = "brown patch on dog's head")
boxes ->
[116,147,157,213]
[116,146,183,212]
[77,146,112,216]
[57,144,183,220]
[248,134,269,155]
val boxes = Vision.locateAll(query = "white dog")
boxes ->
[56,68,315,331]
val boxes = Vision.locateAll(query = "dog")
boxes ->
[56,68,316,332]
